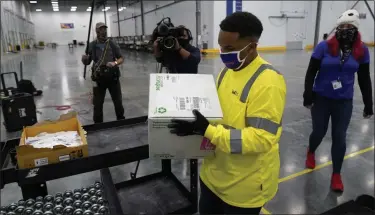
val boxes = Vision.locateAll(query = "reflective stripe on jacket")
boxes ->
[200,55,287,208]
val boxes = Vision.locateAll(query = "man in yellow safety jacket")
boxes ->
[168,12,286,214]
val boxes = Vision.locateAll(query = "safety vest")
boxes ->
[201,55,286,208]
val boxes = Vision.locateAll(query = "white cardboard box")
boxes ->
[148,73,223,159]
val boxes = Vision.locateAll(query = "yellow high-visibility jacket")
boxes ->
[200,55,286,208]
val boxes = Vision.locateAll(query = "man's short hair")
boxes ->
[219,12,263,40]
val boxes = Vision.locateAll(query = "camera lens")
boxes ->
[7,212,16,215]
[73,189,81,194]
[163,37,175,50]
[83,210,93,215]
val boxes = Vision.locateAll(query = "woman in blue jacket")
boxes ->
[303,9,373,192]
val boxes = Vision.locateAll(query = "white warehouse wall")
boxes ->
[319,0,375,44]
[1,0,34,52]
[108,0,374,49]
[32,12,111,45]
[109,0,214,48]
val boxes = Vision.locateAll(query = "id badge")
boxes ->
[332,80,342,90]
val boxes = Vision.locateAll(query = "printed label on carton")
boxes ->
[200,138,216,150]
[59,155,71,162]
[175,97,212,111]
[34,157,48,167]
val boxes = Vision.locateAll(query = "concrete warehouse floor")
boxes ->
[1,46,374,214]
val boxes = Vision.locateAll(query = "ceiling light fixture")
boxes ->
[71,6,77,8]
[53,9,59,11]
[51,1,58,3]
[87,9,92,11]
[30,1,37,3]
[36,9,42,11]
[71,8,76,11]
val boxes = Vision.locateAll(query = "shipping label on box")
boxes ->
[148,74,223,159]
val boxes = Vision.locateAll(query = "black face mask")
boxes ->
[335,28,357,44]
[178,39,190,47]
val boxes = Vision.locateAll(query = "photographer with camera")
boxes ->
[81,22,125,123]
[152,18,201,74]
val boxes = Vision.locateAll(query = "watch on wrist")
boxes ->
[114,61,118,65]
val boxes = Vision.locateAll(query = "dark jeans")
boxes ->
[199,179,262,214]
[92,80,125,123]
[309,95,353,173]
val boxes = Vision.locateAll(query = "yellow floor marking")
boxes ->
[263,145,374,214]
[279,145,374,183]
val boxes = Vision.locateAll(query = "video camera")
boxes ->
[153,17,186,51]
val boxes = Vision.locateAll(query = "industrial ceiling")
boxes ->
[28,0,139,12]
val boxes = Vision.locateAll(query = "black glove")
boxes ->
[364,106,373,118]
[168,109,209,136]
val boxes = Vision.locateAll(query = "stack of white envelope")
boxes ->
[25,131,83,149]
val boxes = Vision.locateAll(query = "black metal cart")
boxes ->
[0,116,198,215]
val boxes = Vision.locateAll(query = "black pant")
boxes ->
[92,79,125,123]
[199,179,262,214]
[309,95,353,173]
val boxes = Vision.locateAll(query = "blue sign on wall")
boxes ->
[235,0,242,12]
[226,0,233,16]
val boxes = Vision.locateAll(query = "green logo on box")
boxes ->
[158,107,166,114]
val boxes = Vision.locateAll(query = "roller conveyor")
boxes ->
[0,116,198,214]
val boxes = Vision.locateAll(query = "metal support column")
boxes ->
[140,0,145,35]
[116,0,121,36]
[313,0,322,48]
[364,0,375,21]
[103,3,107,25]
[195,0,202,48]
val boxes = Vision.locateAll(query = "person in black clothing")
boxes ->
[81,22,125,123]
[153,25,201,74]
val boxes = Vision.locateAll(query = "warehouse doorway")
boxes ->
[286,18,305,50]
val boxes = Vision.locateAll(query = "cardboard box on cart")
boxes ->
[16,112,89,169]
[148,73,223,159]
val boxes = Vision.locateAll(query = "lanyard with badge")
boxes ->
[332,49,350,90]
